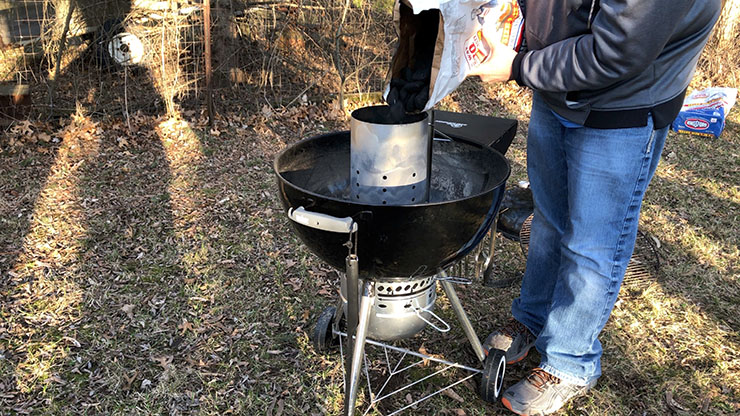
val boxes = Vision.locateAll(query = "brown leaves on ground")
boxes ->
[0,101,344,414]
[1,83,739,415]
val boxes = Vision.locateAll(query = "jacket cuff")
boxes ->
[510,51,527,86]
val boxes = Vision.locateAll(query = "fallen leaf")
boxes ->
[441,388,464,403]
[50,375,66,385]
[419,345,430,366]
[11,120,33,136]
[700,397,711,413]
[121,304,135,319]
[178,319,194,335]
[152,355,173,370]
[262,105,274,118]
[123,370,138,390]
[461,379,476,392]
[285,278,301,291]
[666,390,689,414]
[62,336,81,348]
[275,399,284,416]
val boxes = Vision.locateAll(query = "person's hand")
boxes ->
[468,40,518,83]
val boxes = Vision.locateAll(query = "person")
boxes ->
[468,1,722,415]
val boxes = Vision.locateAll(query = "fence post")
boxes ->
[49,0,76,114]
[204,0,213,127]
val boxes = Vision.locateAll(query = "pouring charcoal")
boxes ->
[385,8,438,121]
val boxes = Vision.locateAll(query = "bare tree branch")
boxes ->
[334,0,351,110]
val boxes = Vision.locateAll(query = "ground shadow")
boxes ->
[434,77,740,413]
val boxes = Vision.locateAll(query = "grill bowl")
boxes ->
[274,131,509,280]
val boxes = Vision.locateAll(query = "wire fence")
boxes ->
[211,0,395,110]
[3,0,736,123]
[0,0,205,119]
[0,0,395,122]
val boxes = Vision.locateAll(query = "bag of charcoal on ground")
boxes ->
[385,0,524,118]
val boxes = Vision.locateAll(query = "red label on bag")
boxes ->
[498,1,520,46]
[685,118,710,130]
[464,0,525,69]
[464,30,491,68]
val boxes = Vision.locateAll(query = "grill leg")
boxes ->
[344,281,374,416]
[440,272,486,363]
[483,217,499,286]
[344,255,359,404]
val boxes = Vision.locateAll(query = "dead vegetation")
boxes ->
[697,0,740,88]
[0,1,739,415]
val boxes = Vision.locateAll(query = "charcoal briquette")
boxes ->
[412,67,428,81]
[399,88,409,102]
[413,90,427,110]
[404,96,417,113]
[389,101,405,123]
[402,80,424,93]
[387,88,399,105]
[401,67,414,81]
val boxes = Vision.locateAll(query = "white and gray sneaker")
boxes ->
[483,318,536,364]
[501,367,597,416]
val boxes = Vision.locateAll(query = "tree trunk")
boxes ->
[718,0,740,44]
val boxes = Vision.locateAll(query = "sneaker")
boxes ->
[501,368,597,416]
[483,318,536,364]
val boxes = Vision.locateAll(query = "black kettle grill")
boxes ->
[274,108,517,415]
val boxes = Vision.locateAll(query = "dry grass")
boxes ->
[1,76,738,414]
[1,5,739,415]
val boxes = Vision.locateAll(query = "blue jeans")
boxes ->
[512,92,668,385]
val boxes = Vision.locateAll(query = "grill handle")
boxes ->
[288,206,358,233]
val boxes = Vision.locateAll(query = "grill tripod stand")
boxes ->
[297,209,508,415]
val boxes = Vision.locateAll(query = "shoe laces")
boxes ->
[527,368,561,390]
[500,318,529,338]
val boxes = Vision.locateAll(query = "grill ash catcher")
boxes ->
[274,105,514,415]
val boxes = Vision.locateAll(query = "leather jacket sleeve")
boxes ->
[514,0,700,93]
